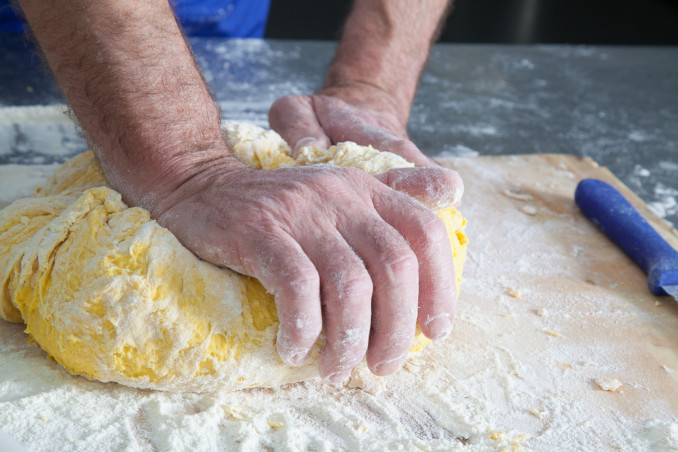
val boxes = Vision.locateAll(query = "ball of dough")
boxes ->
[0,123,467,392]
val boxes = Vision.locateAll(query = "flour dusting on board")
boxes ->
[2,148,678,450]
[0,107,678,451]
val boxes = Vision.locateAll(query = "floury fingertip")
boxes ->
[423,313,453,340]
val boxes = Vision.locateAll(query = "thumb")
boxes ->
[376,167,464,210]
[269,95,331,157]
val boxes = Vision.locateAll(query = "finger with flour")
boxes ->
[376,166,464,210]
[296,227,373,382]
[373,191,457,340]
[338,213,420,376]
[160,204,324,368]
[246,232,326,367]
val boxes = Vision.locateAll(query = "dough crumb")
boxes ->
[543,329,561,337]
[267,420,284,430]
[346,366,385,395]
[404,357,425,372]
[225,407,249,421]
[355,423,370,434]
[595,378,623,392]
[507,287,521,298]
[527,408,545,419]
[489,431,505,441]
[502,189,534,201]
[520,205,538,216]
[535,308,548,317]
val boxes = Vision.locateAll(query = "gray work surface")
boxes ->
[1,36,677,226]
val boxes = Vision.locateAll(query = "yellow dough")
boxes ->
[0,122,467,392]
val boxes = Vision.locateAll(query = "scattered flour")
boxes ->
[1,107,677,451]
[437,144,480,158]
[628,131,650,142]
[633,164,651,178]
[659,161,678,172]
[648,183,678,226]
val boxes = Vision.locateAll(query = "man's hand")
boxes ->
[269,0,460,205]
[270,84,438,168]
[152,156,458,382]
[270,0,452,168]
[269,86,464,210]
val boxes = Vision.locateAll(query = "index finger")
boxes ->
[375,166,464,210]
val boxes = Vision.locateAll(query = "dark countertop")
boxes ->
[1,36,677,226]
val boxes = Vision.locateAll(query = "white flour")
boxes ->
[649,183,678,225]
[1,108,678,451]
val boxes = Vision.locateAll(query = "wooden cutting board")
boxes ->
[437,154,678,448]
[1,154,677,451]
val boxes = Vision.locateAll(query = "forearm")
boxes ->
[325,0,451,125]
[17,0,235,208]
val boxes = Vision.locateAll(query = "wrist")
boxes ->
[102,139,245,213]
[326,0,450,123]
[324,51,417,125]
[321,79,410,128]
[317,82,409,135]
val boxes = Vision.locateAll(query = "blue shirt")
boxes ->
[0,0,271,37]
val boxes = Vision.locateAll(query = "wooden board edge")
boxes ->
[435,154,678,249]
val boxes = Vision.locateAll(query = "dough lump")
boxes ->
[0,122,467,392]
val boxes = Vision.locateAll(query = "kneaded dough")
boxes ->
[0,122,467,392]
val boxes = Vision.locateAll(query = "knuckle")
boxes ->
[379,138,416,156]
[282,318,322,347]
[337,269,373,302]
[411,211,448,247]
[283,271,320,301]
[325,333,369,370]
[332,326,369,352]
[270,95,300,113]
[383,249,419,281]
[361,219,419,282]
[389,138,415,151]
[340,166,371,183]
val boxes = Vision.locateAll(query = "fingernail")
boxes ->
[277,333,311,366]
[425,314,453,340]
[293,136,320,155]
[373,354,408,376]
[281,348,312,367]
[326,370,351,383]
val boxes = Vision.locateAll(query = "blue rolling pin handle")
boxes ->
[574,178,678,296]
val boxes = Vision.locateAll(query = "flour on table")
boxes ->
[1,112,677,451]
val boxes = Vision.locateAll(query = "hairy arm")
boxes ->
[17,0,234,209]
[327,0,451,126]
[270,0,452,167]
